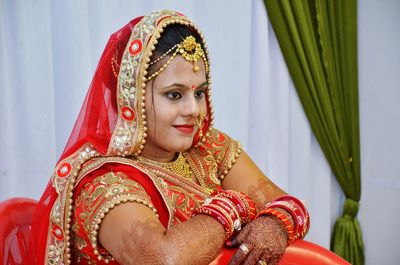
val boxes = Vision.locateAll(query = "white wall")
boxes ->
[358,0,400,264]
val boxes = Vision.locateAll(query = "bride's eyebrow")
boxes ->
[162,81,208,90]
[162,83,187,90]
[197,81,209,88]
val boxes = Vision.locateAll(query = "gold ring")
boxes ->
[258,260,267,265]
[239,243,250,255]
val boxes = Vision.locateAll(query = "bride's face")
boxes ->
[143,55,208,160]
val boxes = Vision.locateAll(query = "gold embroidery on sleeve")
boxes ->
[74,171,157,263]
[201,129,242,180]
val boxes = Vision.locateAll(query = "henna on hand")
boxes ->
[229,216,288,265]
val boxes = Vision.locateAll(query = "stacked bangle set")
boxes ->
[193,192,309,243]
[256,195,309,243]
[192,190,256,240]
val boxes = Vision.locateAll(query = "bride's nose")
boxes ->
[182,94,200,117]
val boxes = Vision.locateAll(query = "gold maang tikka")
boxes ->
[147,36,209,80]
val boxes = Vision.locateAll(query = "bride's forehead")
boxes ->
[155,56,206,83]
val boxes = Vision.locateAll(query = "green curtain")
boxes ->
[263,0,364,264]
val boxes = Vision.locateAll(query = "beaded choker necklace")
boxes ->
[136,152,193,181]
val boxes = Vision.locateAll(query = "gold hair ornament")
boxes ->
[147,36,209,80]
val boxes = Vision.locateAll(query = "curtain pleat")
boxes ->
[264,0,364,264]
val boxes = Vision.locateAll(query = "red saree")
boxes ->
[30,10,241,264]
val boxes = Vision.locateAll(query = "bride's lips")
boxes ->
[173,124,195,134]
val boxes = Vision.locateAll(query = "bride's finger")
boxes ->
[228,243,253,265]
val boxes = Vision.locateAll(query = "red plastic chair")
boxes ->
[0,198,37,265]
[211,240,350,265]
[278,240,351,265]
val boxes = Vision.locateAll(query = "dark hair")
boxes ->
[148,24,205,76]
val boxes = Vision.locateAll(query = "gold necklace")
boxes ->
[136,152,193,181]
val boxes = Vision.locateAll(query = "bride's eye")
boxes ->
[166,91,182,100]
[195,89,205,99]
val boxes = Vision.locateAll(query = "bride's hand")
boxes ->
[228,216,288,265]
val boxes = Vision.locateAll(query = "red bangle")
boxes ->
[257,208,295,243]
[275,195,310,237]
[232,191,257,222]
[265,201,304,238]
[194,190,259,241]
[232,191,257,223]
[213,190,256,224]
[196,190,258,242]
[205,204,236,233]
[212,191,247,222]
[260,195,310,242]
[204,197,242,231]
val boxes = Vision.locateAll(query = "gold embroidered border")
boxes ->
[88,190,157,262]
[45,143,99,265]
[218,140,242,180]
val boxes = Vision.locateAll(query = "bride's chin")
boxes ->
[175,139,193,152]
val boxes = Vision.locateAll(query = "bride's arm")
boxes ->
[99,202,225,265]
[221,150,286,210]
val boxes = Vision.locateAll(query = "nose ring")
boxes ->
[196,112,206,139]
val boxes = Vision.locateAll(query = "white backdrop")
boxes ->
[1,0,399,264]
